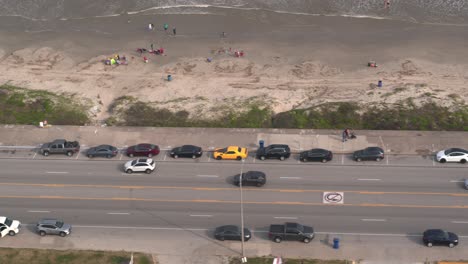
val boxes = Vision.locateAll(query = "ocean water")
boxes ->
[0,0,467,24]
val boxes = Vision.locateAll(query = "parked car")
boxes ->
[0,216,21,237]
[423,229,458,248]
[40,139,80,157]
[268,222,314,243]
[214,225,251,241]
[256,144,291,161]
[36,219,71,237]
[300,148,333,163]
[86,144,118,158]
[126,143,160,158]
[436,148,468,164]
[233,171,266,187]
[213,146,248,160]
[170,145,202,159]
[353,147,384,162]
[465,179,468,190]
[124,159,156,174]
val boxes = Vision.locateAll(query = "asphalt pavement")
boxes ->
[0,126,467,263]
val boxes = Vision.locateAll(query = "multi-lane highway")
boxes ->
[0,153,467,238]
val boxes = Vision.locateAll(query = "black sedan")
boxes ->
[423,229,458,248]
[214,225,251,241]
[353,147,384,162]
[233,171,266,187]
[300,148,333,163]
[170,145,202,159]
[86,145,118,158]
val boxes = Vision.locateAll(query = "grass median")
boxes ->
[0,248,151,264]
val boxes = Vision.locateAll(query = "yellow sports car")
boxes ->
[213,146,248,160]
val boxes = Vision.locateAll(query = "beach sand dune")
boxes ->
[0,11,467,123]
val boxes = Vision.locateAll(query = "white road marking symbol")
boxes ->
[323,192,344,204]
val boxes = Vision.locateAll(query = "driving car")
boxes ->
[353,147,384,162]
[465,179,468,190]
[0,216,21,237]
[170,145,202,159]
[299,148,333,163]
[86,144,118,158]
[233,171,266,187]
[436,148,468,164]
[214,225,251,241]
[124,158,156,174]
[213,146,248,160]
[256,144,291,161]
[36,219,72,237]
[423,229,458,248]
[126,143,160,158]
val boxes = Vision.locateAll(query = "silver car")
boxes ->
[36,219,72,237]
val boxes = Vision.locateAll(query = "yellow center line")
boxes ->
[2,195,468,209]
[0,182,467,197]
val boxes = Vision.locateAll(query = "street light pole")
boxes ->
[239,159,247,263]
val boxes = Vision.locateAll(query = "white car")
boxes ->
[124,158,156,174]
[436,148,468,164]
[0,216,21,237]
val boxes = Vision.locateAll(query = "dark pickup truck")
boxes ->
[40,139,80,157]
[268,222,314,243]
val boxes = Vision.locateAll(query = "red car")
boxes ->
[126,143,160,158]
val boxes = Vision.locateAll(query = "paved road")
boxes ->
[1,158,467,237]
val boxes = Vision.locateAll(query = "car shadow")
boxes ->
[253,226,271,241]
[24,223,39,235]
[225,174,238,186]
[405,233,424,246]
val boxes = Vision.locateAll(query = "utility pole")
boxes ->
[239,159,247,263]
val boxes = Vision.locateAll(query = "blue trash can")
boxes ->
[259,140,264,148]
[168,75,172,81]
[377,80,382,87]
[333,238,340,249]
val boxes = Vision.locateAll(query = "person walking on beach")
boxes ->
[150,43,154,51]
[164,23,169,32]
[173,27,176,36]
[384,0,390,9]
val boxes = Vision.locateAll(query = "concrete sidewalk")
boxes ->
[1,228,467,264]
[0,125,466,155]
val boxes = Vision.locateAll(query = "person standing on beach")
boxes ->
[164,23,169,32]
[173,27,176,36]
[150,43,154,51]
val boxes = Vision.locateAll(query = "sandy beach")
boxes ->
[0,6,467,122]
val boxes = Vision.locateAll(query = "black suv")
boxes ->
[257,144,291,161]
[423,229,458,248]
[233,171,266,187]
[353,147,384,162]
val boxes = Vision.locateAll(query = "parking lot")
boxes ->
[0,145,464,169]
